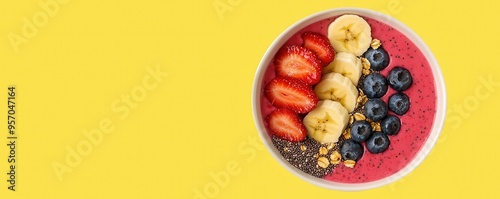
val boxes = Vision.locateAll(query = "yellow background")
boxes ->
[0,0,498,198]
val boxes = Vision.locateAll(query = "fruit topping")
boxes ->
[314,72,359,112]
[388,93,410,115]
[362,73,388,98]
[274,45,322,85]
[387,67,413,91]
[381,115,401,135]
[302,31,335,66]
[323,52,363,86]
[265,77,318,114]
[266,108,307,142]
[366,132,390,154]
[362,46,390,71]
[328,14,372,56]
[340,139,364,161]
[303,100,349,144]
[364,98,388,122]
[350,120,373,143]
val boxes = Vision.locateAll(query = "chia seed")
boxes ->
[271,136,343,178]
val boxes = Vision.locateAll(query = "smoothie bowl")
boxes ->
[252,8,446,191]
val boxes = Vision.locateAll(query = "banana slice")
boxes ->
[323,52,363,86]
[303,100,349,144]
[328,14,372,56]
[314,72,359,112]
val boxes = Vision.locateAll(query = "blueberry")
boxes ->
[381,115,401,135]
[350,120,372,143]
[362,47,390,71]
[364,98,387,122]
[388,93,410,115]
[366,132,390,154]
[361,73,388,98]
[388,67,413,91]
[340,139,364,161]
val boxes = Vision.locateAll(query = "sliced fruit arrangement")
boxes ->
[264,14,416,171]
[314,72,358,112]
[274,45,323,85]
[323,52,363,86]
[302,32,335,66]
[264,30,344,143]
[267,108,307,142]
[303,100,349,144]
[328,14,372,56]
[265,15,370,146]
[265,77,318,114]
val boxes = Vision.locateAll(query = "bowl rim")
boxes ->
[251,7,447,191]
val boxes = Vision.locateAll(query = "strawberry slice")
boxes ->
[274,45,322,85]
[266,108,307,142]
[302,31,335,66]
[265,77,318,114]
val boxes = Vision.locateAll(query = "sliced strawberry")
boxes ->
[266,108,307,142]
[302,31,335,66]
[274,45,322,85]
[265,77,318,114]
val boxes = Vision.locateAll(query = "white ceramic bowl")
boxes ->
[252,8,446,191]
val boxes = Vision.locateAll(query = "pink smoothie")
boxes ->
[260,16,436,183]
